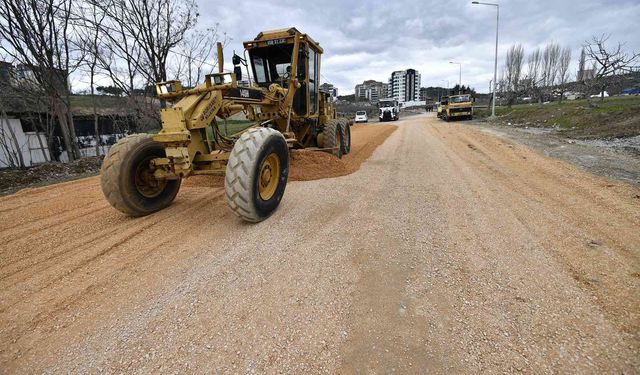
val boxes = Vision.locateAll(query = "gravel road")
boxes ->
[1,114,638,373]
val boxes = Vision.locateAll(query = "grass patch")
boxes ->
[475,96,640,139]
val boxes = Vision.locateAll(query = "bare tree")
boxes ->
[76,0,203,132]
[556,47,572,103]
[91,0,199,88]
[583,34,640,101]
[542,42,561,91]
[0,0,82,161]
[76,0,107,156]
[170,26,226,88]
[524,47,544,105]
[503,43,525,106]
[83,1,145,99]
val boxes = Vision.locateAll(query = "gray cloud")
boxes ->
[200,0,640,94]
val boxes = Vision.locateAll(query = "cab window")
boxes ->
[309,47,318,113]
[249,43,294,86]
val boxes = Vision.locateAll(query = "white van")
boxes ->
[355,111,368,123]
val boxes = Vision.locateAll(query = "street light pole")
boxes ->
[472,1,499,117]
[449,61,462,94]
[489,79,493,103]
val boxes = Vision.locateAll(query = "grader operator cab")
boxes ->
[100,28,351,222]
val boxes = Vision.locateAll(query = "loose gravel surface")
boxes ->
[469,122,640,185]
[0,114,638,373]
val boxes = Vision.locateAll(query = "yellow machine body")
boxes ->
[151,27,338,179]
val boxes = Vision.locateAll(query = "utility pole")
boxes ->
[472,1,499,117]
[489,79,493,105]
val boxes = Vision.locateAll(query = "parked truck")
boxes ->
[378,99,399,122]
[440,94,473,121]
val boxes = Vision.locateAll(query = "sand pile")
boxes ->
[183,124,397,188]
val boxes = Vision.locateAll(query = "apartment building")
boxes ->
[354,80,389,102]
[320,82,338,98]
[389,69,421,103]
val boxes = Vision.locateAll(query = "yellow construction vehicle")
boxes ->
[436,98,446,119]
[100,27,350,222]
[440,94,473,121]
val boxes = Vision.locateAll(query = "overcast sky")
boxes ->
[201,0,640,95]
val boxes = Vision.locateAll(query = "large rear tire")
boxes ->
[100,134,181,217]
[322,120,343,158]
[225,127,289,222]
[340,119,351,155]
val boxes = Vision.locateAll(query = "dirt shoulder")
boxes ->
[474,96,640,139]
[0,156,103,196]
[464,120,640,185]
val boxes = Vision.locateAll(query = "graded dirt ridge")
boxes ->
[182,124,397,188]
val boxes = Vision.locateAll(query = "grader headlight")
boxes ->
[205,72,237,88]
[155,80,182,97]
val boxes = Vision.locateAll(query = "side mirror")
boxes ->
[232,53,242,66]
[234,66,242,81]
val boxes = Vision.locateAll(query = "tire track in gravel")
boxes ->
[0,124,397,373]
[339,116,637,373]
[441,124,639,338]
[0,188,224,282]
[0,187,232,366]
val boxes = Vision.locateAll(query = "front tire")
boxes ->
[100,134,181,217]
[225,128,289,222]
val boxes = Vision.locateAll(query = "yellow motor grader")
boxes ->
[100,28,350,222]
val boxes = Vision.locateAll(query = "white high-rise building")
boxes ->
[389,69,421,103]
